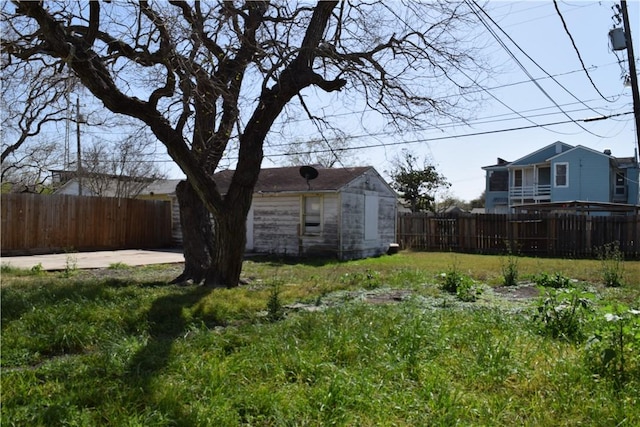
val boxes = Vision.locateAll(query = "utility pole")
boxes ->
[620,1,640,154]
[76,97,83,196]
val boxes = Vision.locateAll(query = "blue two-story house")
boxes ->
[482,141,640,214]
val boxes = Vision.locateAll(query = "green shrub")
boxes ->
[266,279,285,322]
[438,265,481,302]
[30,263,45,275]
[533,272,572,289]
[597,242,625,287]
[585,305,640,392]
[533,288,595,342]
[455,279,483,302]
[501,242,519,286]
[108,262,130,270]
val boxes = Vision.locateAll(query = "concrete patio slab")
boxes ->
[1,249,184,271]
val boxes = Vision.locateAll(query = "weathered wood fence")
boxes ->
[1,194,172,256]
[397,213,640,259]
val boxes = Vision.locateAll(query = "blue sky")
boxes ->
[156,1,639,202]
[415,0,640,201]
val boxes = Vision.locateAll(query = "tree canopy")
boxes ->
[2,1,489,286]
[390,149,450,213]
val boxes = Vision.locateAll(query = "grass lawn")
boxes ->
[2,251,639,426]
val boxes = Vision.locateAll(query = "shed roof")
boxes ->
[213,166,376,194]
[143,179,183,195]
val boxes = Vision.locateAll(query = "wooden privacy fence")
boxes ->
[1,194,172,256]
[397,213,640,259]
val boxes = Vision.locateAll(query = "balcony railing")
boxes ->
[509,184,551,202]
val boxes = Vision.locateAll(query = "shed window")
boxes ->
[303,196,322,234]
[554,163,568,187]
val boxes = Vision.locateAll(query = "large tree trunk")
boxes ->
[204,213,248,287]
[174,179,251,288]
[171,180,215,285]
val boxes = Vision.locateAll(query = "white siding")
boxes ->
[251,194,300,255]
[339,172,397,259]
[242,168,397,260]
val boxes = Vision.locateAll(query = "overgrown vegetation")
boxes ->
[2,252,639,426]
[266,279,285,322]
[585,304,640,393]
[533,271,572,288]
[597,241,626,287]
[438,256,482,302]
[501,242,520,286]
[533,288,595,342]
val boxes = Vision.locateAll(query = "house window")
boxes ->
[302,196,322,234]
[538,167,551,186]
[489,170,508,191]
[554,163,568,187]
[514,170,522,187]
[615,171,626,195]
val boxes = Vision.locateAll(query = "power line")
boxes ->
[264,99,629,150]
[264,111,633,159]
[78,63,627,140]
[552,0,618,103]
[466,0,609,138]
[83,111,633,165]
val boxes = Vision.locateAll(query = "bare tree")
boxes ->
[82,132,166,198]
[0,64,69,165]
[3,1,488,286]
[284,135,356,168]
[1,138,63,193]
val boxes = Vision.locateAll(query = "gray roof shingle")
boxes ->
[213,166,373,194]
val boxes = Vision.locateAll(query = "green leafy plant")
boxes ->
[533,272,572,289]
[108,262,130,270]
[438,258,480,302]
[455,279,483,302]
[501,242,519,286]
[30,263,45,275]
[533,288,594,342]
[266,279,285,322]
[62,250,78,278]
[597,242,625,287]
[585,305,640,392]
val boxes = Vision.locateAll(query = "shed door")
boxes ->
[246,205,254,250]
[364,193,379,240]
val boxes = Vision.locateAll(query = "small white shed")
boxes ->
[214,166,398,260]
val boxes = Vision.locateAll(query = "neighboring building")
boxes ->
[137,179,184,245]
[52,170,154,198]
[213,165,398,259]
[482,141,640,214]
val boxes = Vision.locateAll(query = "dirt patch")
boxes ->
[363,289,413,304]
[492,284,540,300]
